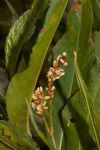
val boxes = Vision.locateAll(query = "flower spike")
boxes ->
[31,52,68,116]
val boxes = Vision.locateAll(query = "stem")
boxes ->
[49,100,56,149]
[43,116,50,133]
[0,92,6,101]
[50,100,53,134]
[28,106,56,150]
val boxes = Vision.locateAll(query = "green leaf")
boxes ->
[87,63,100,102]
[77,0,95,79]
[90,0,100,21]
[44,91,65,150]
[53,0,95,98]
[87,63,100,119]
[62,92,94,150]
[74,52,100,149]
[72,0,95,94]
[44,4,81,149]
[5,0,49,78]
[29,107,56,150]
[95,31,100,61]
[62,57,100,149]
[6,0,68,132]
[0,120,40,150]
[53,3,82,98]
[5,0,18,22]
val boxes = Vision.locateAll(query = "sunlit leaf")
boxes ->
[6,0,68,134]
[0,120,40,150]
[74,52,100,149]
[5,0,49,78]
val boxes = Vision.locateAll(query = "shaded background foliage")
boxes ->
[0,0,100,150]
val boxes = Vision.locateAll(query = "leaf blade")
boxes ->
[74,52,100,149]
[6,0,68,132]
[0,120,40,150]
[5,0,49,78]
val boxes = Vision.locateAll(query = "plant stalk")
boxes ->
[49,100,56,149]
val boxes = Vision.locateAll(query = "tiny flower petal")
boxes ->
[60,72,65,76]
[55,70,61,75]
[55,76,60,80]
[44,106,48,109]
[36,111,42,115]
[43,101,47,106]
[36,105,42,111]
[40,86,43,92]
[64,62,68,66]
[44,96,50,100]
[62,52,66,56]
[51,86,55,91]
[60,59,64,64]
[32,102,36,109]
[32,95,38,100]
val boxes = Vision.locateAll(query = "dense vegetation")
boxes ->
[0,0,100,149]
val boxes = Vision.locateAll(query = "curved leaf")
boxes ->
[95,31,100,61]
[44,4,81,149]
[5,0,49,78]
[72,0,95,94]
[5,0,18,22]
[6,0,68,132]
[29,107,56,150]
[87,63,100,102]
[0,120,40,150]
[62,91,95,150]
[87,63,100,121]
[62,59,100,150]
[74,52,100,149]
[44,91,65,150]
[90,0,100,21]
[53,3,82,98]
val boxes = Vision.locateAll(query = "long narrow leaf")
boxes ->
[0,120,40,150]
[5,0,49,78]
[6,0,68,132]
[74,51,100,149]
[29,106,56,150]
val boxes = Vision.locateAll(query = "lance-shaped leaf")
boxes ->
[74,52,100,149]
[90,0,100,21]
[72,0,95,94]
[5,0,49,78]
[29,106,56,150]
[53,0,94,99]
[43,4,81,150]
[86,63,100,129]
[62,60,100,149]
[6,0,68,132]
[95,31,100,61]
[0,120,40,150]
[44,91,66,150]
[53,3,82,98]
[87,63,100,102]
[77,0,95,80]
[5,0,18,22]
[62,91,94,150]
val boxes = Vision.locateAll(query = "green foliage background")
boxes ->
[0,0,100,149]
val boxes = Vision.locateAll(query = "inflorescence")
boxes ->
[31,52,68,116]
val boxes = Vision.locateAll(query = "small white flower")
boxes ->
[62,52,66,56]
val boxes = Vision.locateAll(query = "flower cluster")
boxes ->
[31,52,68,116]
[31,86,50,116]
[46,52,68,99]
[47,52,67,82]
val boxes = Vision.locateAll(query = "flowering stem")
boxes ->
[43,116,50,133]
[50,100,56,148]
